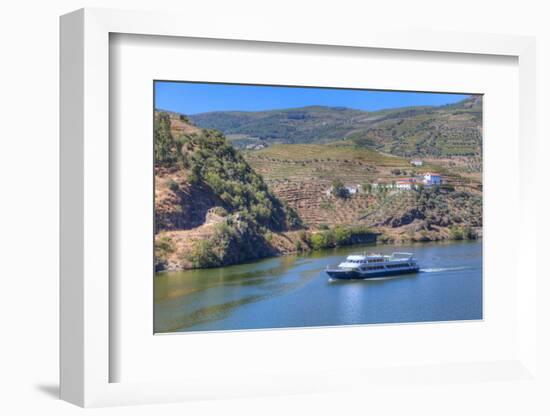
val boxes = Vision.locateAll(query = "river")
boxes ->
[154,240,482,333]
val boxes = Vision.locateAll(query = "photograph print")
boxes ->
[154,82,483,333]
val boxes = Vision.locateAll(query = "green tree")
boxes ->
[450,225,464,240]
[362,183,372,194]
[154,112,175,164]
[309,233,326,250]
[334,226,352,245]
[332,179,350,199]
[188,239,218,268]
[167,179,179,193]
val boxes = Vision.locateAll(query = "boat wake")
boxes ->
[420,266,470,273]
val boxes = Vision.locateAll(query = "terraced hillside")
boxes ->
[269,181,371,227]
[243,143,482,242]
[244,144,480,192]
[246,143,436,182]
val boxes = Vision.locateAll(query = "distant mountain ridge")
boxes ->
[188,96,482,158]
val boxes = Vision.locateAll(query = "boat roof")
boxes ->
[346,252,414,260]
[345,254,388,261]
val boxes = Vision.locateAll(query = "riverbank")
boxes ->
[155,224,379,272]
[155,223,479,272]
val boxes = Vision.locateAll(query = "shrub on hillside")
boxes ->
[154,236,175,271]
[209,206,228,217]
[308,225,373,250]
[168,179,179,193]
[450,225,464,240]
[154,112,175,165]
[309,230,336,250]
[187,218,276,268]
[334,226,352,245]
[332,179,350,199]
[188,239,219,268]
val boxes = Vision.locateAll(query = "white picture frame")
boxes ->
[60,8,538,408]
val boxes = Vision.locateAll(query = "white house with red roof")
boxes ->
[422,172,442,186]
[395,178,418,190]
[371,172,443,192]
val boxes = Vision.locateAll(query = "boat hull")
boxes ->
[327,267,419,280]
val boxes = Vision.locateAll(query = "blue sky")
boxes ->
[155,81,470,115]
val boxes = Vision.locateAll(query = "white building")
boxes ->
[395,178,418,190]
[345,185,360,195]
[422,172,442,186]
[325,184,360,196]
[372,174,442,191]
[410,159,423,167]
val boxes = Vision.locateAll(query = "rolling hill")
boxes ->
[188,95,482,159]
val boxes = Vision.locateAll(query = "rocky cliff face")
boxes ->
[155,167,227,231]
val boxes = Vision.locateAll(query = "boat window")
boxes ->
[387,264,408,268]
[367,265,385,270]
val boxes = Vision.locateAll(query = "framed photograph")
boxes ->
[60,8,539,408]
[152,81,483,334]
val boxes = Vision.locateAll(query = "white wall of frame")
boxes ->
[1,0,549,415]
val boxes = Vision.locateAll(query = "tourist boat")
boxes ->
[326,252,420,280]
